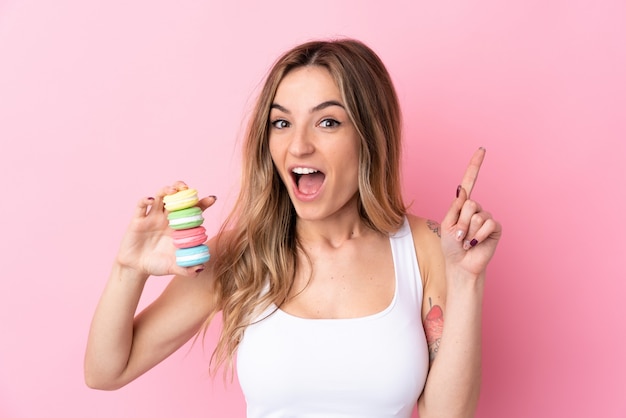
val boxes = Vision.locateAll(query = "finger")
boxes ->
[454,199,482,242]
[462,211,491,249]
[155,184,184,199]
[173,180,189,191]
[460,147,486,199]
[172,263,206,277]
[151,185,179,214]
[442,184,467,230]
[464,218,501,250]
[134,197,155,218]
[197,195,217,211]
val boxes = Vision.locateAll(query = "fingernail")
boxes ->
[195,267,204,273]
[470,238,478,247]
[210,195,217,200]
[147,197,154,200]
[463,240,472,250]
[456,185,462,198]
[456,229,465,241]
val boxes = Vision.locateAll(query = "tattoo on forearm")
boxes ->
[424,297,444,362]
[426,220,441,238]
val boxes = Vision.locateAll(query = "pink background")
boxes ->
[1,1,624,417]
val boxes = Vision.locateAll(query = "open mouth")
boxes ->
[291,167,325,195]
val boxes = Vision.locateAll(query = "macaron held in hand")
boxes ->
[167,207,204,230]
[172,226,208,249]
[161,184,211,268]
[162,188,199,212]
[175,244,210,267]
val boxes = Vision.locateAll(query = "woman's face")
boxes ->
[269,66,361,222]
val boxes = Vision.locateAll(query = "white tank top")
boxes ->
[237,217,429,417]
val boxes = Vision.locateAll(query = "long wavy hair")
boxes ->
[204,38,407,373]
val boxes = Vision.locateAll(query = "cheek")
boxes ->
[350,143,362,190]
[268,141,288,183]
[268,138,282,165]
[348,143,361,177]
[339,154,360,190]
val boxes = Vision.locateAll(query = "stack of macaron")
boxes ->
[163,188,210,268]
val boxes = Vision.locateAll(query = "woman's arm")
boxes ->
[416,241,485,417]
[416,148,502,418]
[84,262,217,390]
[84,184,218,390]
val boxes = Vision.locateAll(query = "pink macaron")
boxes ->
[171,226,207,249]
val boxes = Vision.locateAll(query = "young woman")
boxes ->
[85,39,501,418]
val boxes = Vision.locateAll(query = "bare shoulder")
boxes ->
[406,214,443,252]
[405,214,446,296]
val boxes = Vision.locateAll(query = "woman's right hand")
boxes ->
[115,181,217,278]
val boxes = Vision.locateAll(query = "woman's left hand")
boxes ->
[440,148,502,278]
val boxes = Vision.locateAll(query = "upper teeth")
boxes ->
[292,167,318,175]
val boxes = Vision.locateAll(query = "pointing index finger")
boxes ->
[460,147,486,198]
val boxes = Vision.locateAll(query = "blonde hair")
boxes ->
[205,38,406,373]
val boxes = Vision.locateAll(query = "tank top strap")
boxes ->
[389,216,423,308]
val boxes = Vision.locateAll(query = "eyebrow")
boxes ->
[270,100,345,114]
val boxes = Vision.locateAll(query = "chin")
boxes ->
[292,206,325,222]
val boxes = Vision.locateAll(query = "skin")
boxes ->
[269,67,361,231]
[84,65,501,418]
[268,66,393,318]
[418,148,502,417]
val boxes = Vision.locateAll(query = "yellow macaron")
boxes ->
[163,188,199,212]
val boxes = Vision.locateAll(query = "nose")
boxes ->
[288,126,315,157]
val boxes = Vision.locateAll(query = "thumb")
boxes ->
[172,263,206,277]
[197,195,217,211]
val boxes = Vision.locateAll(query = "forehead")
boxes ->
[273,66,341,106]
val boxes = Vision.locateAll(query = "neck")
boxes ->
[295,198,372,248]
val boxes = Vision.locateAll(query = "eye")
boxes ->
[271,119,290,129]
[319,118,341,128]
